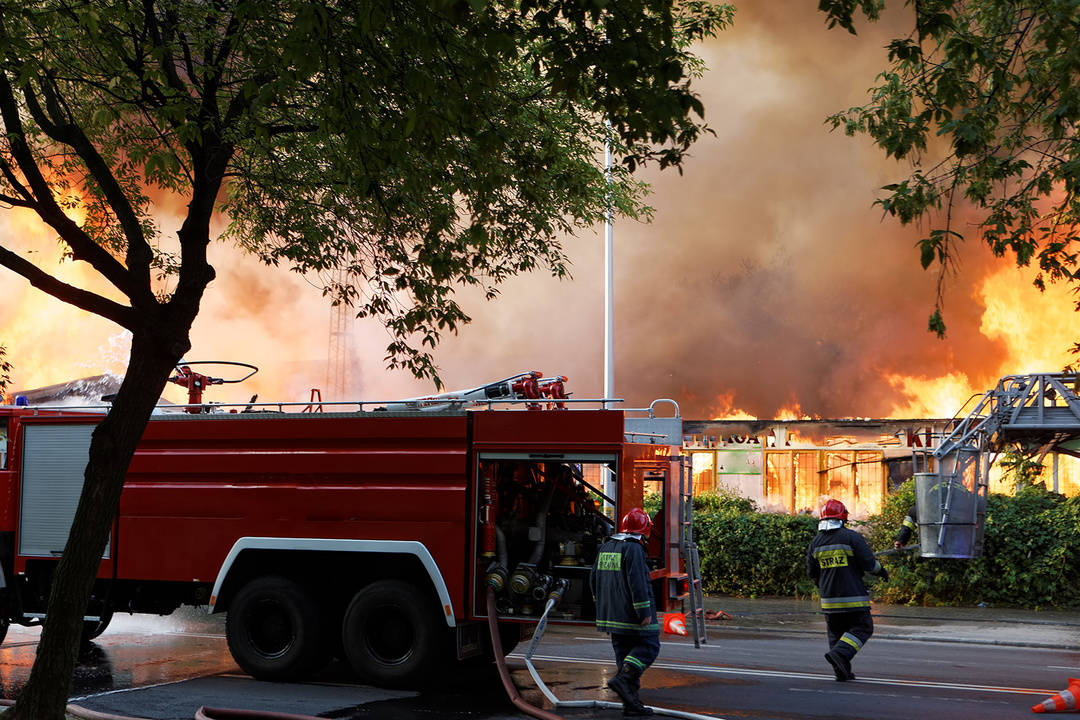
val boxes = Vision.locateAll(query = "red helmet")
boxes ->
[821,499,848,521]
[620,507,652,536]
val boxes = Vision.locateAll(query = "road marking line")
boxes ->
[69,676,196,701]
[515,654,1056,697]
[1049,666,1080,671]
[788,688,1012,705]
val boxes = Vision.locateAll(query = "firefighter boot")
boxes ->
[824,649,853,682]
[607,662,654,716]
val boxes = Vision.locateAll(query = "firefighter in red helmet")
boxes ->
[807,499,889,682]
[590,507,659,716]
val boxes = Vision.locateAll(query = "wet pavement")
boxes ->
[0,598,1077,719]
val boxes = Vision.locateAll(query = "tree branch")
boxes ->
[23,76,156,304]
[0,68,138,301]
[0,245,135,329]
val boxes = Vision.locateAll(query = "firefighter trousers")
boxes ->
[611,631,661,689]
[826,609,874,663]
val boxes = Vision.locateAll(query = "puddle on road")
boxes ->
[327,692,620,720]
[325,691,514,719]
[321,660,623,720]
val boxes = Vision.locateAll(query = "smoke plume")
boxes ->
[2,2,1078,419]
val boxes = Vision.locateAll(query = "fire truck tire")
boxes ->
[80,607,113,645]
[341,580,443,687]
[226,575,326,681]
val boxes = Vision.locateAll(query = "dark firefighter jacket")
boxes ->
[895,505,918,545]
[589,533,660,635]
[806,525,882,613]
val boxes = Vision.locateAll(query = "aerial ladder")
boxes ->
[914,372,1080,557]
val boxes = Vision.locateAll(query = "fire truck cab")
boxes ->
[0,386,688,687]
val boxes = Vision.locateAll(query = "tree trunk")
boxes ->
[3,331,187,720]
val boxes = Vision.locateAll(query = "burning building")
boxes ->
[683,418,1080,517]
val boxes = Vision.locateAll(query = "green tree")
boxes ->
[0,1,733,717]
[818,0,1080,338]
[999,445,1046,493]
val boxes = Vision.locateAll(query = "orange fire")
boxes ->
[776,400,813,421]
[0,200,336,405]
[708,390,756,420]
[697,263,1080,514]
[885,264,1080,418]
[0,207,129,394]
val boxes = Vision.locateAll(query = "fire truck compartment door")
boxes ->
[19,423,110,559]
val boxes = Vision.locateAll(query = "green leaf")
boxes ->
[928,308,946,338]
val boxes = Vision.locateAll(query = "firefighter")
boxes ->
[590,507,660,716]
[893,504,917,548]
[806,499,888,682]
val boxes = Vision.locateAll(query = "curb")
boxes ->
[704,623,1080,652]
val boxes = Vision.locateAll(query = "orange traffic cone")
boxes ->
[663,612,687,636]
[1032,678,1080,713]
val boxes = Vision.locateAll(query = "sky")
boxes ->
[1,2,1079,420]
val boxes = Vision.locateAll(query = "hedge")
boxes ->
[866,480,1080,608]
[689,483,1080,608]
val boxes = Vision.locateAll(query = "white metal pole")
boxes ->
[603,130,614,409]
[603,125,616,518]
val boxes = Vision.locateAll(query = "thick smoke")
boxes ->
[2,3,1078,418]
[419,3,1032,418]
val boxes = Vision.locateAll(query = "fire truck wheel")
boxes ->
[80,607,113,645]
[226,575,325,681]
[341,580,442,687]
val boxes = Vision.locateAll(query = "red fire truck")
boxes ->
[0,370,688,687]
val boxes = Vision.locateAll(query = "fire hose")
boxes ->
[489,588,725,720]
[875,544,918,557]
[486,587,565,720]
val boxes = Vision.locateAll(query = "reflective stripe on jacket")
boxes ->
[896,506,918,545]
[806,526,880,613]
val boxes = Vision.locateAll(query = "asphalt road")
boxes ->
[0,607,1075,720]
[519,627,1076,719]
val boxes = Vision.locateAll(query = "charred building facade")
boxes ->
[683,418,1080,516]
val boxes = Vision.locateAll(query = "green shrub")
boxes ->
[644,486,755,519]
[693,492,817,598]
[867,484,1080,608]
[643,491,663,518]
[691,483,1080,608]
[694,487,757,514]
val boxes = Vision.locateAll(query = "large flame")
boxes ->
[884,265,1080,418]
[776,400,813,421]
[708,391,756,420]
[0,207,126,394]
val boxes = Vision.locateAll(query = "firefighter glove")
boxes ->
[877,567,890,582]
